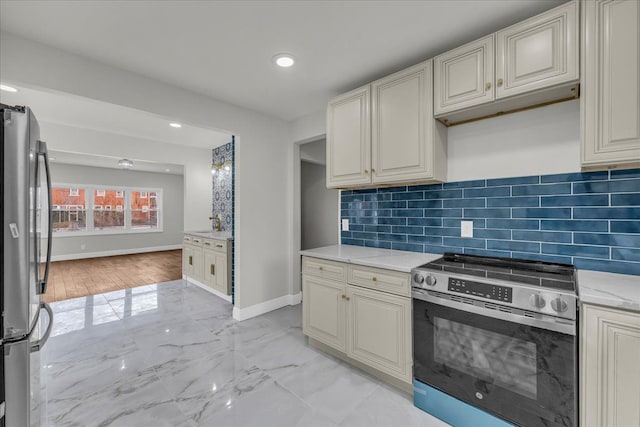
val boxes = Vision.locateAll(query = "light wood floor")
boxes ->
[42,250,183,303]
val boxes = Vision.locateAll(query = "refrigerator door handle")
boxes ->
[37,140,53,295]
[30,302,53,353]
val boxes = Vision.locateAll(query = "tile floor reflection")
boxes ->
[42,280,450,426]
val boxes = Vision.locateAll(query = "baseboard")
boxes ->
[233,292,302,321]
[185,275,232,303]
[50,245,182,262]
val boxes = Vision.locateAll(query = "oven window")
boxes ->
[434,317,537,400]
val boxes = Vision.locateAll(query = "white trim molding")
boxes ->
[185,276,233,303]
[50,244,181,262]
[233,292,302,321]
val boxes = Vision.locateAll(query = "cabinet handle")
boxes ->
[371,168,376,173]
[372,277,377,282]
[216,244,223,248]
[204,242,211,246]
[341,294,346,299]
[364,169,369,174]
[319,266,324,271]
[189,256,192,265]
[345,296,350,301]
[497,78,503,87]
[211,264,215,275]
[485,82,491,91]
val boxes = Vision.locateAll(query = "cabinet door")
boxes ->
[183,245,193,276]
[434,35,494,115]
[372,60,438,183]
[302,275,346,352]
[203,249,216,288]
[582,0,640,167]
[191,246,204,282]
[581,304,640,427]
[346,285,412,383]
[203,250,228,294]
[496,1,578,99]
[326,85,371,188]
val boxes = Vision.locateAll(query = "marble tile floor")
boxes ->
[40,279,450,427]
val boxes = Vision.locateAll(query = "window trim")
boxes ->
[52,183,163,236]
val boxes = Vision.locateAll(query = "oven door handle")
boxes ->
[413,289,576,336]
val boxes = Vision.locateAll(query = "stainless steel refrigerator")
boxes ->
[1,104,53,427]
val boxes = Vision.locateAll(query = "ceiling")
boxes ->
[48,150,185,175]
[0,0,566,122]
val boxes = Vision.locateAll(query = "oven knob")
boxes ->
[551,298,568,313]
[413,273,424,285]
[529,294,546,309]
[425,274,437,287]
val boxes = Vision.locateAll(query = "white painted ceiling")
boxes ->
[0,0,566,122]
[48,150,185,176]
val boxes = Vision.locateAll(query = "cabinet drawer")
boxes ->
[203,238,227,253]
[183,235,193,244]
[186,236,204,247]
[348,265,410,297]
[302,257,348,282]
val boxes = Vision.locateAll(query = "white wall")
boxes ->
[300,139,327,165]
[1,32,293,315]
[301,161,338,250]
[50,163,184,259]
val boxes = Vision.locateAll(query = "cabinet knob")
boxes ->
[485,82,491,91]
[372,277,377,282]
[319,266,324,271]
[371,168,376,173]
[345,296,350,301]
[341,294,346,299]
[364,169,369,174]
[497,78,503,87]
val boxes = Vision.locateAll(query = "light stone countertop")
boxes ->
[578,270,640,313]
[300,244,440,273]
[184,230,233,240]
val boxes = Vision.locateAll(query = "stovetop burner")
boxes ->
[421,252,576,292]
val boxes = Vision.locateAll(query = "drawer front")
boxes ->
[302,257,348,282]
[186,235,204,247]
[348,265,410,297]
[183,235,193,244]
[203,238,227,253]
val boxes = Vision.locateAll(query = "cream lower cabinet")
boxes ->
[302,256,412,385]
[203,249,228,294]
[183,242,203,282]
[581,303,640,427]
[581,0,640,168]
[183,234,231,295]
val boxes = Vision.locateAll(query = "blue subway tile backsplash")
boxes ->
[340,168,640,276]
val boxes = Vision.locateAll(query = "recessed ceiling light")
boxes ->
[273,53,295,68]
[0,84,18,93]
[169,122,182,128]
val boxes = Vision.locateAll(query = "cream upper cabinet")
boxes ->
[581,304,640,427]
[371,60,446,184]
[496,1,578,99]
[434,35,495,115]
[581,0,640,168]
[346,285,412,383]
[302,275,347,352]
[326,85,371,188]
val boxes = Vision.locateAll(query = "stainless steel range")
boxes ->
[411,253,578,427]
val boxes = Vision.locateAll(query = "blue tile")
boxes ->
[540,171,608,183]
[444,179,487,189]
[573,258,640,276]
[511,252,573,264]
[392,226,424,235]
[391,242,424,253]
[464,186,510,198]
[610,168,640,180]
[350,224,364,231]
[364,225,392,233]
[378,217,406,225]
[487,197,539,207]
[463,248,512,258]
[464,208,511,218]
[512,230,572,243]
[341,190,353,195]
[487,176,539,186]
[367,193,392,201]
[512,183,571,196]
[612,247,640,262]
[364,240,392,249]
[611,194,640,206]
[341,238,364,246]
[351,231,378,240]
[359,209,392,217]
[424,189,463,199]
[610,221,640,234]
[443,237,486,249]
[541,195,609,207]
[410,183,443,191]
[572,181,611,194]
[574,233,640,247]
[541,220,609,232]
[352,188,378,194]
[392,209,424,217]
[574,207,640,219]
[408,200,442,209]
[377,233,407,242]
[377,186,408,193]
[574,180,640,194]
[487,240,541,253]
[424,209,463,218]
[443,219,486,228]
[408,218,443,226]
[392,191,425,200]
[351,217,377,225]
[341,231,352,238]
[474,229,512,240]
[424,245,459,254]
[486,219,539,230]
[408,235,443,245]
[512,208,572,219]
[377,201,408,209]
[542,243,609,259]
[425,227,460,237]
[442,198,485,208]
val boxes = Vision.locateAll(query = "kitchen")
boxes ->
[2,1,640,426]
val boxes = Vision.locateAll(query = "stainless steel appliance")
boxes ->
[412,253,577,427]
[1,104,54,427]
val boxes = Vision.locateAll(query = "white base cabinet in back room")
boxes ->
[183,234,231,296]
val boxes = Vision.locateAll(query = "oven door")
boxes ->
[413,291,577,427]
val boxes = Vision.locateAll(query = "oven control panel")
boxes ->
[448,278,513,303]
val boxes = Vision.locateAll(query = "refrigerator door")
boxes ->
[2,340,30,427]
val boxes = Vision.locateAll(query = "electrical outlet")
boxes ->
[342,219,349,231]
[461,221,473,238]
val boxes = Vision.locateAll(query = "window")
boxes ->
[52,184,162,235]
